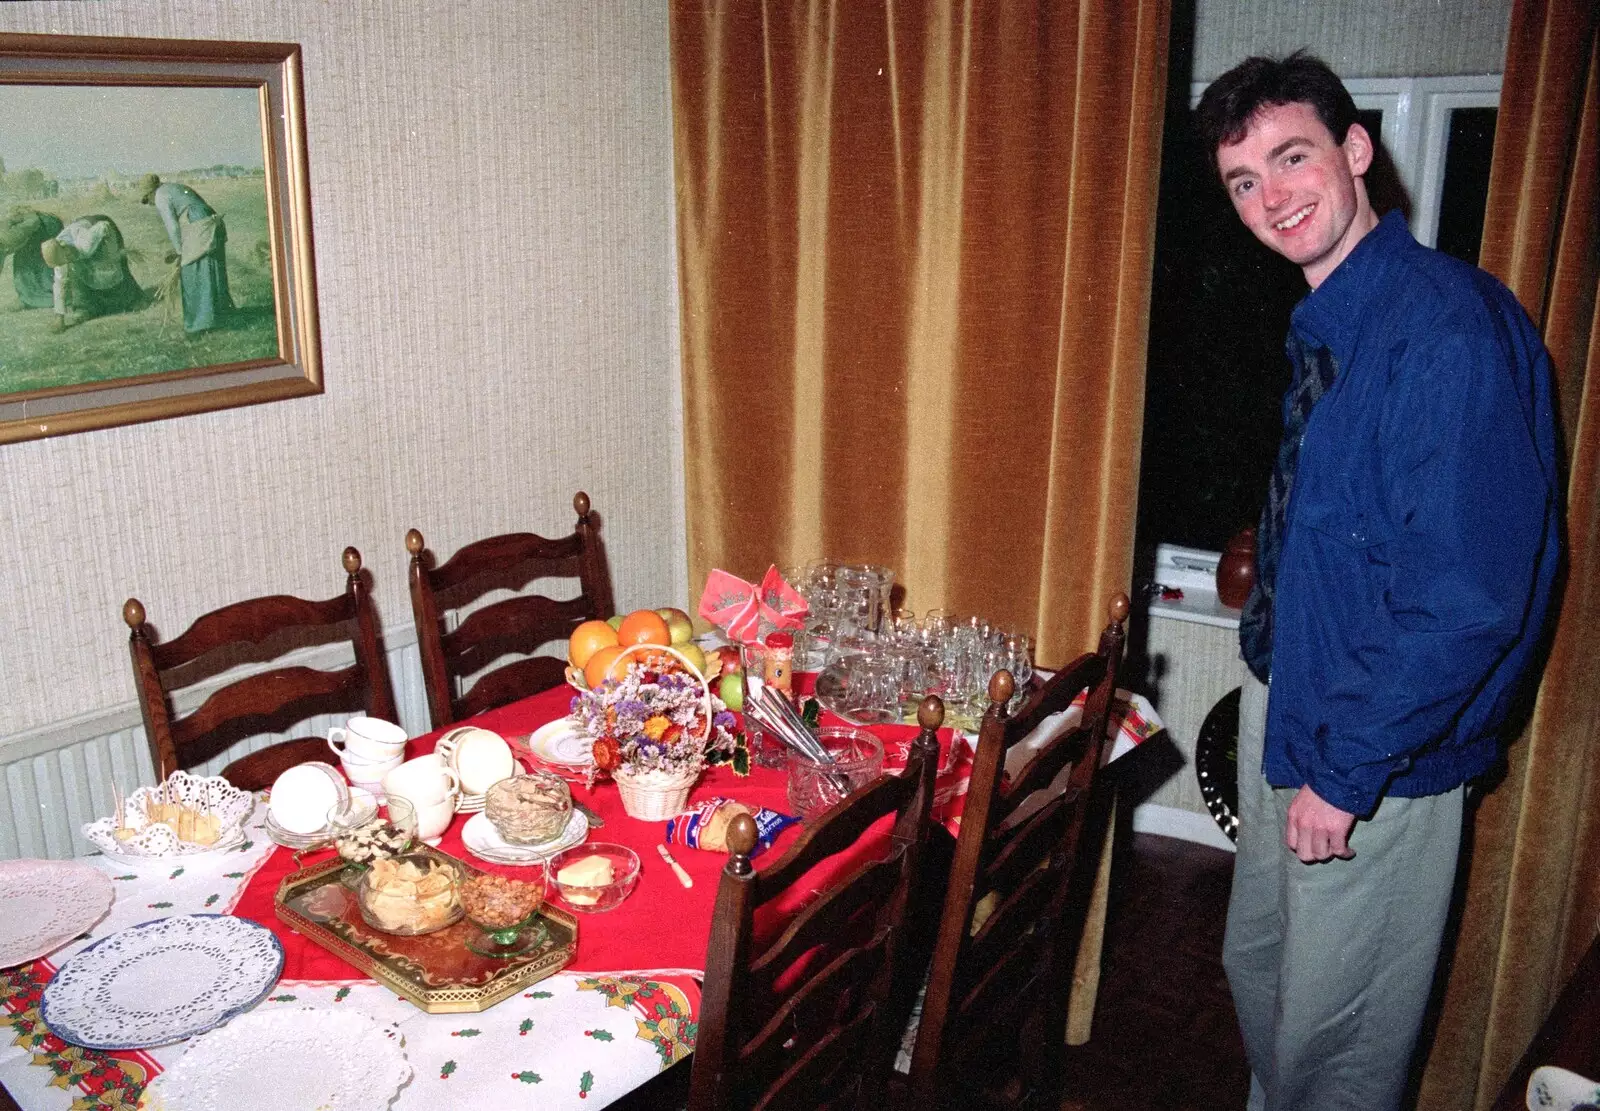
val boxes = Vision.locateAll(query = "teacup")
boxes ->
[391,790,457,843]
[328,716,409,762]
[339,751,403,793]
[382,754,460,807]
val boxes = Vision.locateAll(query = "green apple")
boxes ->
[655,606,695,646]
[718,671,745,712]
[606,614,623,631]
[677,642,707,678]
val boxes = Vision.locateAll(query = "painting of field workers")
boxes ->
[0,83,279,399]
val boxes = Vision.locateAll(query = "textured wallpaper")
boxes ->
[0,2,686,736]
[1191,0,1513,80]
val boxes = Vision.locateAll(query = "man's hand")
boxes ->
[1285,786,1356,863]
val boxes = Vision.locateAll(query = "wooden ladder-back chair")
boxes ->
[124,547,398,792]
[406,491,616,730]
[690,698,946,1111]
[905,593,1130,1107]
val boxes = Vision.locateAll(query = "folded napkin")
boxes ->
[697,566,807,646]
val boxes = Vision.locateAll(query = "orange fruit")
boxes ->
[583,644,627,689]
[616,609,671,647]
[568,619,619,669]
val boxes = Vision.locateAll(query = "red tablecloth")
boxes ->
[232,684,965,980]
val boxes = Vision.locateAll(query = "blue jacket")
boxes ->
[1263,212,1561,816]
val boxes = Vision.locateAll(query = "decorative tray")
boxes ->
[273,843,576,1014]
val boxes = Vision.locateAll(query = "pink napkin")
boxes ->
[697,566,808,645]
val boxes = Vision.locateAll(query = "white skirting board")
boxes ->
[1131,802,1238,853]
[0,633,435,862]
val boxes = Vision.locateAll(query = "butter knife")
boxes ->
[573,799,605,829]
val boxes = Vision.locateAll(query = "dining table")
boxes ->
[0,672,1161,1111]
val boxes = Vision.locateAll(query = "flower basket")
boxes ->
[569,642,746,812]
[613,765,702,821]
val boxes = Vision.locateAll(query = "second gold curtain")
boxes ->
[670,0,1169,662]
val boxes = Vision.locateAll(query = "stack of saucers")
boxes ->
[264,762,350,848]
[460,809,588,867]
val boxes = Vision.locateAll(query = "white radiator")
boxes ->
[0,636,434,861]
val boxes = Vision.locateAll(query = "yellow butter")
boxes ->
[557,854,614,889]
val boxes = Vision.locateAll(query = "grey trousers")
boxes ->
[1222,670,1463,1111]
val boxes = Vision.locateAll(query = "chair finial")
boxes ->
[1109,592,1130,624]
[405,529,425,557]
[987,669,1015,707]
[917,695,945,731]
[573,491,591,518]
[726,813,759,857]
[123,598,145,629]
[342,547,362,575]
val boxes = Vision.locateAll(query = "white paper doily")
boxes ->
[42,914,283,1049]
[140,1007,411,1111]
[0,859,114,968]
[82,772,255,861]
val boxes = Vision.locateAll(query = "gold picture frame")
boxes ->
[0,33,321,444]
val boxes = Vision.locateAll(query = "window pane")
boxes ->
[1435,107,1497,265]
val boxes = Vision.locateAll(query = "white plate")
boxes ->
[461,809,587,865]
[526,717,594,768]
[41,914,283,1050]
[0,859,114,968]
[1528,1065,1600,1110]
[263,813,333,850]
[143,1006,410,1111]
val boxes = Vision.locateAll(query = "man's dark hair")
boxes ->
[1194,50,1359,175]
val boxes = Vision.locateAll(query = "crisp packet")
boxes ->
[664,797,799,857]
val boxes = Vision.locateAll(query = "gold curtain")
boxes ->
[1419,1,1600,1107]
[670,0,1169,665]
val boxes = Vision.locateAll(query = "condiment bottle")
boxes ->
[763,633,794,699]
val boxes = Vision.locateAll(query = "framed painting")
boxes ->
[0,33,321,444]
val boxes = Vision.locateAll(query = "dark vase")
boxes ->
[1216,527,1257,609]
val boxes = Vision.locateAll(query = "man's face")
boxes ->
[1215,100,1374,288]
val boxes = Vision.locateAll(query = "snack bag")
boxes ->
[664,797,799,857]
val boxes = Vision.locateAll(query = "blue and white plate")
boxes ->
[41,914,283,1050]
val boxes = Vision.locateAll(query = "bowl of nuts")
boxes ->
[459,872,548,958]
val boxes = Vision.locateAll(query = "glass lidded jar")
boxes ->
[485,771,573,846]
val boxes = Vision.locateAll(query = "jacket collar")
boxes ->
[1289,210,1413,355]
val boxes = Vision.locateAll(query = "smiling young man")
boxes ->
[1195,53,1561,1110]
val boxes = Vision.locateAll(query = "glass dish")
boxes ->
[485,772,573,845]
[329,796,416,888]
[356,853,463,936]
[460,872,549,958]
[545,843,641,914]
[786,727,884,819]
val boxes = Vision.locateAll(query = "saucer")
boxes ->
[461,810,587,866]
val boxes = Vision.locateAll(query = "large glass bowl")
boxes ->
[786,727,884,819]
[545,844,641,914]
[485,772,573,846]
[356,853,463,936]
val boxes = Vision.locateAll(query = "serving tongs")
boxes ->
[744,680,853,795]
